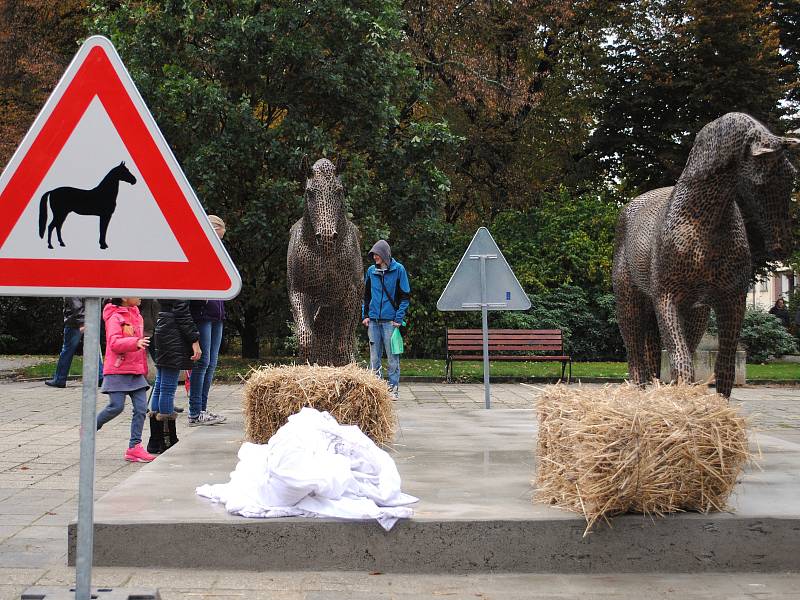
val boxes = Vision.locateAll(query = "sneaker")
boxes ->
[205,410,226,423]
[44,380,66,388]
[188,411,224,426]
[124,444,156,463]
[388,385,399,400]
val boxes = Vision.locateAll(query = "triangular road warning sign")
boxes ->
[437,227,530,311]
[0,36,241,299]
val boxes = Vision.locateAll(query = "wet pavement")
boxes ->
[0,379,798,599]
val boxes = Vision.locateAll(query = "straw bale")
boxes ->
[243,363,396,446]
[534,382,750,534]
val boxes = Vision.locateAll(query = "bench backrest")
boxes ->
[446,329,564,353]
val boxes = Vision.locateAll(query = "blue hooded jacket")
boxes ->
[362,245,410,322]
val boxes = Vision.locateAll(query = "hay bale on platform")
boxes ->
[534,382,750,533]
[243,363,396,445]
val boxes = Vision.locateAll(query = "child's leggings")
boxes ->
[96,387,148,449]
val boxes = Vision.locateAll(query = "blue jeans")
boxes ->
[96,388,148,448]
[189,320,223,418]
[150,367,180,415]
[52,326,103,385]
[368,320,400,388]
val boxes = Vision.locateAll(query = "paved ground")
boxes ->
[0,379,798,599]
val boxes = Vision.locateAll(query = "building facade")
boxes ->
[749,264,796,309]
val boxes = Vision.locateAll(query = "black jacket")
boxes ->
[154,299,199,370]
[63,297,85,329]
[769,305,791,329]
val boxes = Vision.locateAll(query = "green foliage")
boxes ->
[89,0,456,357]
[490,185,621,295]
[0,297,63,353]
[0,334,16,353]
[738,307,798,362]
[591,0,791,191]
[491,285,625,361]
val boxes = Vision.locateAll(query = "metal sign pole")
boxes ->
[75,297,100,600]
[479,256,491,409]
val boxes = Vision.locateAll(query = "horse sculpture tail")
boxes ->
[38,192,49,238]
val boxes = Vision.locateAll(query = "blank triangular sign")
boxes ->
[437,227,530,311]
[0,36,241,299]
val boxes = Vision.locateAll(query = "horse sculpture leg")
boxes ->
[655,293,694,385]
[338,289,361,365]
[615,268,659,385]
[311,305,346,366]
[642,319,662,381]
[289,290,314,364]
[684,305,711,355]
[712,295,745,397]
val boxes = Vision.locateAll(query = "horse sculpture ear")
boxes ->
[300,155,312,180]
[335,156,346,174]
[750,144,777,157]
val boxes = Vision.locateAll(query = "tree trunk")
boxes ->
[241,310,260,359]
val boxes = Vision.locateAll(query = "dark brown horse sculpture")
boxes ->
[613,113,798,396]
[287,158,363,366]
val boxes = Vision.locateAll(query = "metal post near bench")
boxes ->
[461,253,507,409]
[437,227,531,409]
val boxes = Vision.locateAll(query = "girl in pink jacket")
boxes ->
[97,298,155,462]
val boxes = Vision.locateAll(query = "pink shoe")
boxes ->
[125,444,156,463]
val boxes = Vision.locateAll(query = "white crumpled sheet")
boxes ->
[196,407,418,530]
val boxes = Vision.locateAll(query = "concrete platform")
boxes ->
[69,401,800,573]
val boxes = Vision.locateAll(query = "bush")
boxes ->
[491,285,625,361]
[737,307,798,362]
[0,297,63,354]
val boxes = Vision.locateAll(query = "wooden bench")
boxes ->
[445,328,572,383]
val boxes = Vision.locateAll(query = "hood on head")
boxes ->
[103,302,135,320]
[369,240,391,265]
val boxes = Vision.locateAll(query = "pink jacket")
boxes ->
[102,303,148,376]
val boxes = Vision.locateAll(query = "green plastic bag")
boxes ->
[390,326,404,355]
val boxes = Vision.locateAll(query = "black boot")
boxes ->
[146,413,165,455]
[166,417,179,448]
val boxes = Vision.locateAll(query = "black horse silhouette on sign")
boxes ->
[38,161,137,249]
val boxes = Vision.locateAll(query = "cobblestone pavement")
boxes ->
[0,379,797,599]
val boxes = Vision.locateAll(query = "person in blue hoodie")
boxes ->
[362,240,410,399]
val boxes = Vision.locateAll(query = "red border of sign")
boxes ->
[0,43,235,293]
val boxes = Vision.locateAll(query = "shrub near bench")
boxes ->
[445,328,572,382]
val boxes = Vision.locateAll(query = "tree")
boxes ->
[590,0,792,191]
[404,1,623,224]
[90,0,455,357]
[0,1,88,165]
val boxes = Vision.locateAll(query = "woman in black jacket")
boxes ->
[148,299,200,451]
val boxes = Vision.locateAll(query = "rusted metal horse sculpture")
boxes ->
[287,158,363,366]
[613,113,797,396]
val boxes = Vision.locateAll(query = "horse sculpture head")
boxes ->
[679,113,798,263]
[111,161,137,186]
[302,157,345,256]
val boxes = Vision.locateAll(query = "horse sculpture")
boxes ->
[38,161,137,250]
[287,157,363,366]
[613,113,797,397]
